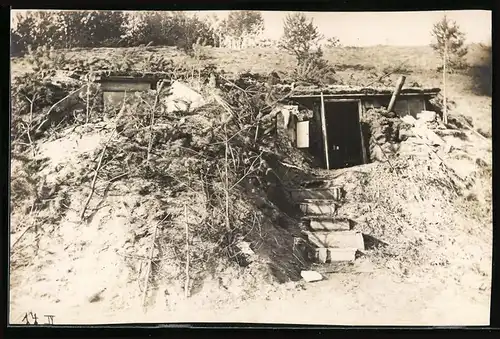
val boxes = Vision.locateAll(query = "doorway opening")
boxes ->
[324,100,365,169]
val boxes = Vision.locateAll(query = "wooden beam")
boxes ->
[290,91,438,99]
[323,98,360,103]
[387,76,407,112]
[320,92,330,170]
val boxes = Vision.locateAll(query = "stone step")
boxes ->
[305,231,365,250]
[314,247,357,263]
[302,217,351,231]
[299,201,339,216]
[288,187,345,201]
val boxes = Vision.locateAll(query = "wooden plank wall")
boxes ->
[363,97,426,118]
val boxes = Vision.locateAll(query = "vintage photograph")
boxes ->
[9,9,492,325]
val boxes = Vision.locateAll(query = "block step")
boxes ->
[305,231,364,250]
[302,217,351,231]
[299,201,339,216]
[289,187,345,201]
[314,247,357,263]
[299,179,339,189]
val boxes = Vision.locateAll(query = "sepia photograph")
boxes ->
[9,8,492,326]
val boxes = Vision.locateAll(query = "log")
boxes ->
[387,76,406,113]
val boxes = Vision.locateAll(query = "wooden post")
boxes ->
[387,76,406,113]
[320,92,330,170]
[358,100,368,164]
[184,205,190,298]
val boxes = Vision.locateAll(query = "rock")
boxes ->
[380,110,396,118]
[417,110,437,123]
[370,146,385,162]
[235,240,256,266]
[412,125,444,146]
[398,128,414,141]
[87,288,106,303]
[208,73,216,88]
[316,248,329,263]
[401,115,417,126]
[47,70,82,88]
[163,81,206,113]
[301,270,323,282]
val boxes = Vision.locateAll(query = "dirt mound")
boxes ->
[10,69,322,321]
[319,128,491,281]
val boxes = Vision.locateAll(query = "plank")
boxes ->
[296,121,310,148]
[101,82,151,92]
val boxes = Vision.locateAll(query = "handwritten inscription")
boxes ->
[21,312,55,325]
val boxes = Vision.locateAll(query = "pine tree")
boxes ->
[279,13,323,65]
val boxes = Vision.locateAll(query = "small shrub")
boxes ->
[278,14,336,84]
[289,54,337,85]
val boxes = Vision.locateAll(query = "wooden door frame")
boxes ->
[320,97,368,168]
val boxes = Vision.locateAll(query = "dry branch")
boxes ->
[147,82,163,164]
[142,212,170,309]
[80,130,116,221]
[85,81,90,124]
[229,151,264,190]
[224,124,231,232]
[11,203,36,250]
[46,84,87,117]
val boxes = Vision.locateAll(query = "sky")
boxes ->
[11,10,491,47]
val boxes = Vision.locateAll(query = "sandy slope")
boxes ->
[9,126,491,326]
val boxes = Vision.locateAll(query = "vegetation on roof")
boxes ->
[287,85,441,96]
